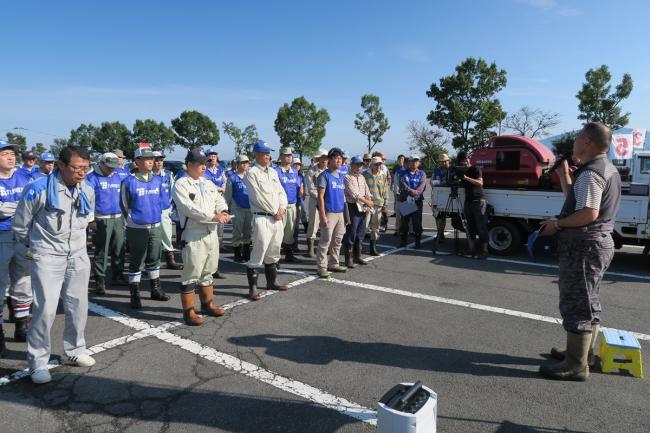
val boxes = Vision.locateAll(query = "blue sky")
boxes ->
[2,0,649,160]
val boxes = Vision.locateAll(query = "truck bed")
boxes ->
[430,186,649,241]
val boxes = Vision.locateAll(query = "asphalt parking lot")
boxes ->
[1,209,648,433]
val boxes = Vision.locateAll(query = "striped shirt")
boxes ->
[573,170,606,211]
[363,170,389,206]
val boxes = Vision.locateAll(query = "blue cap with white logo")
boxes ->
[253,140,274,154]
[0,140,19,152]
[206,147,218,155]
[40,152,56,162]
[350,156,363,164]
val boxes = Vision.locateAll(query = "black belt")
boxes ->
[253,212,274,217]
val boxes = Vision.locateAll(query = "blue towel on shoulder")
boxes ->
[46,168,92,216]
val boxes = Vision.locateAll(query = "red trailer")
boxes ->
[470,135,560,189]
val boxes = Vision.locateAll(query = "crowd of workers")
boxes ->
[0,121,619,384]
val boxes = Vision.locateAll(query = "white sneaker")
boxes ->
[31,369,52,384]
[68,354,96,367]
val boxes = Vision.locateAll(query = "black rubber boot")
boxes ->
[477,242,489,259]
[284,246,300,263]
[414,235,421,249]
[165,251,183,270]
[344,245,356,269]
[246,268,261,300]
[369,240,380,256]
[212,271,227,279]
[150,278,170,301]
[265,263,288,291]
[129,282,142,309]
[399,233,408,248]
[242,243,251,261]
[233,246,245,263]
[353,241,368,265]
[6,297,14,323]
[0,327,6,358]
[303,222,309,233]
[95,276,106,295]
[14,316,30,342]
[113,273,129,286]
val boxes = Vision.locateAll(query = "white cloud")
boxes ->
[396,45,429,63]
[517,0,582,16]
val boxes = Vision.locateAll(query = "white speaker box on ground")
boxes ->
[377,382,437,433]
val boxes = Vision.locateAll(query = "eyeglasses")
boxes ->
[66,164,91,174]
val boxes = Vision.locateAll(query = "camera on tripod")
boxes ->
[447,165,467,198]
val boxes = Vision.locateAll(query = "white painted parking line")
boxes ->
[485,257,650,281]
[0,323,175,387]
[0,276,317,388]
[327,278,650,342]
[154,328,377,424]
[381,244,650,282]
[88,302,377,424]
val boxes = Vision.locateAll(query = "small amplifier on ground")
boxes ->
[377,381,437,433]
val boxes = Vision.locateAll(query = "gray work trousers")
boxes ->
[306,197,320,240]
[27,251,90,371]
[231,205,252,247]
[282,204,298,245]
[0,231,32,322]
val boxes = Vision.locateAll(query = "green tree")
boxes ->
[426,57,507,150]
[171,110,220,149]
[92,121,131,156]
[5,132,28,158]
[406,120,450,173]
[32,142,47,155]
[551,132,577,157]
[576,65,633,130]
[132,119,176,155]
[222,122,259,156]
[274,96,330,160]
[354,94,390,153]
[50,137,70,158]
[67,124,98,153]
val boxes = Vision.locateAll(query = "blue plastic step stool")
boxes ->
[599,329,643,379]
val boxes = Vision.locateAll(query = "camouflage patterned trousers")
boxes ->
[556,232,614,333]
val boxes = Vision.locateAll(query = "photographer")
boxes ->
[457,151,489,259]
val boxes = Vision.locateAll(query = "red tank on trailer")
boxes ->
[470,135,560,189]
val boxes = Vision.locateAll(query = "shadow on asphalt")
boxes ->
[438,415,592,433]
[1,374,364,433]
[228,334,542,379]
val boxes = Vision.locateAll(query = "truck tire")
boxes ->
[487,219,522,255]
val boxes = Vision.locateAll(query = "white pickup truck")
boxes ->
[430,152,650,255]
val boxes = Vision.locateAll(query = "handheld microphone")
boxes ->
[548,152,572,173]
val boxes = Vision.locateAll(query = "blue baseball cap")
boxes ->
[253,140,274,153]
[350,156,364,164]
[205,147,218,155]
[0,140,19,152]
[40,152,56,162]
[527,225,556,260]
